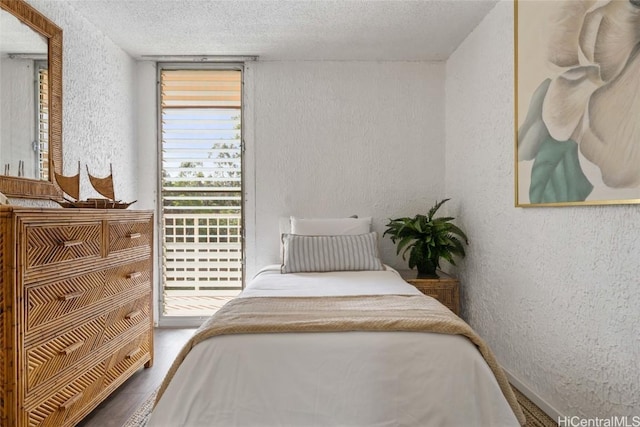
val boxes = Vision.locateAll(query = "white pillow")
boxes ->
[290,216,371,236]
[281,232,384,273]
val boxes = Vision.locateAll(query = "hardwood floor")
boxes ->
[77,328,196,427]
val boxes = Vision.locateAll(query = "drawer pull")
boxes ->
[59,392,83,410]
[125,309,142,320]
[60,239,84,248]
[125,347,141,360]
[58,291,83,301]
[127,232,141,239]
[59,341,84,355]
[127,271,142,279]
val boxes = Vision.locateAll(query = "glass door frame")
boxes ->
[156,62,246,328]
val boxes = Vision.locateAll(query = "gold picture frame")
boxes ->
[514,0,640,207]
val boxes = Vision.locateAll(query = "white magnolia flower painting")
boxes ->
[516,0,640,206]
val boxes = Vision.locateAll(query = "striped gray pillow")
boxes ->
[281,232,384,273]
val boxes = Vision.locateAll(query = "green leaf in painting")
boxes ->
[529,138,593,203]
[518,79,552,161]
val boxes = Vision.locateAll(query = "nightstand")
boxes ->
[399,270,460,315]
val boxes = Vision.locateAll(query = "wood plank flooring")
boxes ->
[77,328,196,427]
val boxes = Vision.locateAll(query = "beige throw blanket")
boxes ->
[155,294,526,425]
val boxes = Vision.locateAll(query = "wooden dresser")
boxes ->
[0,207,154,427]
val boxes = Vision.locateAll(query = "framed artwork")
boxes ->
[515,0,640,207]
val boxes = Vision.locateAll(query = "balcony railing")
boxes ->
[163,213,242,316]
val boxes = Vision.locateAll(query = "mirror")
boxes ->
[0,9,47,180]
[0,0,62,199]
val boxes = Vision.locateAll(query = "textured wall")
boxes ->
[12,0,137,205]
[249,61,446,278]
[445,0,640,418]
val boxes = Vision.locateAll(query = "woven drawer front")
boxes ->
[101,295,150,344]
[104,331,151,386]
[26,318,104,392]
[26,271,107,332]
[415,286,457,312]
[103,259,151,298]
[107,220,152,254]
[27,362,104,427]
[420,288,455,308]
[25,223,101,270]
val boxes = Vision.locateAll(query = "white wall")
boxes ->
[250,60,446,278]
[13,0,137,205]
[445,0,640,418]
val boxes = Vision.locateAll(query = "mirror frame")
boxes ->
[0,0,62,199]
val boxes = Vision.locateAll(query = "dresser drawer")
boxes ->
[103,259,152,298]
[101,294,151,345]
[25,271,107,333]
[107,219,152,255]
[26,318,104,393]
[27,362,105,427]
[23,222,102,271]
[104,330,152,387]
[24,222,102,273]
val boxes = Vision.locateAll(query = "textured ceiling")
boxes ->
[65,0,498,61]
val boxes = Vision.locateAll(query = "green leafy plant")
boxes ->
[383,199,468,278]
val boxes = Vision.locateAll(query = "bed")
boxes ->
[149,218,525,426]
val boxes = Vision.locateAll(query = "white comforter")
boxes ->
[148,266,520,427]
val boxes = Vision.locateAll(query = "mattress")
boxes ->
[148,266,522,426]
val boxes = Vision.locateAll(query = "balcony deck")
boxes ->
[164,292,241,317]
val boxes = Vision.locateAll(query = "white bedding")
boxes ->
[241,265,423,297]
[149,266,520,427]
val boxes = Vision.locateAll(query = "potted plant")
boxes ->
[383,199,468,278]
